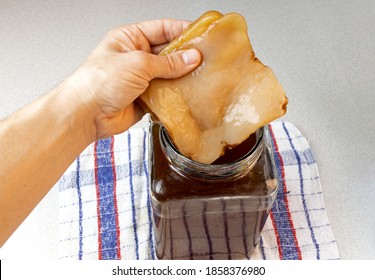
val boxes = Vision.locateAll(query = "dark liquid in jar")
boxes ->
[151,124,273,260]
[212,133,257,164]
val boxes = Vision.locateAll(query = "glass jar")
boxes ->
[149,122,279,260]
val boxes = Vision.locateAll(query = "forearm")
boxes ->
[0,78,95,246]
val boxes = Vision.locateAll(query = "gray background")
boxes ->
[0,0,374,259]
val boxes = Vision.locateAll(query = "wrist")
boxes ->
[54,70,99,145]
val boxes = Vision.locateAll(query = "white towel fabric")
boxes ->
[58,121,339,260]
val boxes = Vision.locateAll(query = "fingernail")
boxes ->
[182,49,200,65]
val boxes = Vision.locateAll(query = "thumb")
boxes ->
[150,49,201,79]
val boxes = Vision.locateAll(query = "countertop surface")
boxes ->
[0,0,374,259]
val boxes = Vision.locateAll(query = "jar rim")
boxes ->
[160,127,264,167]
[160,126,264,181]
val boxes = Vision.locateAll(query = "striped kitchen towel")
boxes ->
[58,120,339,260]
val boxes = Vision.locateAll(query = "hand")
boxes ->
[69,19,201,140]
[0,19,201,246]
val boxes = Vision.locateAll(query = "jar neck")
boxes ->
[160,127,264,182]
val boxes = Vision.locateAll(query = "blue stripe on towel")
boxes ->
[221,200,232,260]
[169,214,174,259]
[240,199,250,259]
[95,138,119,260]
[202,201,213,260]
[75,156,83,260]
[280,149,316,166]
[269,126,301,260]
[282,122,320,259]
[142,129,155,259]
[128,133,140,260]
[182,202,193,259]
[259,236,266,260]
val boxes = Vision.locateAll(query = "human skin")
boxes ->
[0,19,201,246]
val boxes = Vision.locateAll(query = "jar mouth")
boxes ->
[161,127,264,166]
[160,126,264,181]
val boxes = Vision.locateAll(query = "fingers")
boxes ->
[151,43,169,54]
[93,19,191,56]
[148,48,201,79]
[123,19,191,47]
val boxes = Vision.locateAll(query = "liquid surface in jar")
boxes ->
[212,133,257,165]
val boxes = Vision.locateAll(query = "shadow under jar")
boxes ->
[149,122,279,260]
